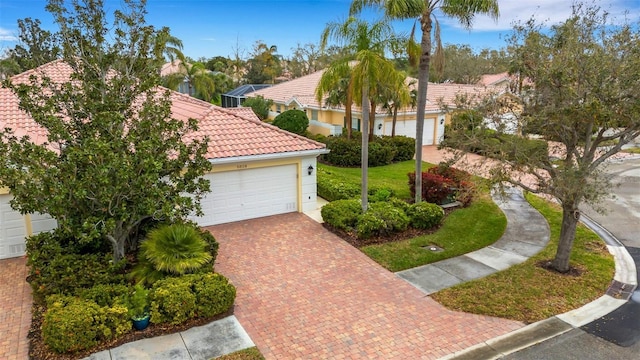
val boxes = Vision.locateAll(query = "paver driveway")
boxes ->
[208,213,523,359]
[0,257,32,360]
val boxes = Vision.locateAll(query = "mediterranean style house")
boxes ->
[245,69,503,145]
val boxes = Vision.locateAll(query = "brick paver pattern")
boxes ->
[0,257,32,360]
[209,214,523,360]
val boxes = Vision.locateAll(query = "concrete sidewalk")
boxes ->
[397,186,550,294]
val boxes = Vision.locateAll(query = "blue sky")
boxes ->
[1,0,638,60]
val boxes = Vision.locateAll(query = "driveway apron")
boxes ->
[207,213,523,360]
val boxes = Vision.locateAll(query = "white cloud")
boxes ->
[0,27,17,42]
[441,0,640,31]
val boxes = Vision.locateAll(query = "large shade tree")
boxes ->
[443,5,640,272]
[317,16,397,212]
[0,0,212,261]
[350,0,499,203]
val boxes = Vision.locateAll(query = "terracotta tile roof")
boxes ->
[479,72,511,86]
[248,69,500,113]
[1,61,325,160]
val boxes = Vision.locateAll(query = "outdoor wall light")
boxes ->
[377,123,383,130]
[440,119,445,125]
[308,165,314,175]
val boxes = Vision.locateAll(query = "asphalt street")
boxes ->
[501,157,640,360]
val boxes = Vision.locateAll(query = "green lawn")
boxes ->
[431,193,615,324]
[318,160,431,200]
[213,347,264,360]
[361,193,506,271]
[319,161,506,271]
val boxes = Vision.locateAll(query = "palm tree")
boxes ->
[317,16,397,212]
[351,0,499,203]
[163,55,216,103]
[316,62,354,139]
[380,70,414,137]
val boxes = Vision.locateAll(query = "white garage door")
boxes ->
[0,194,57,259]
[385,118,435,145]
[0,194,28,259]
[192,164,298,226]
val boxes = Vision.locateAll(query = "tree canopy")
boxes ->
[0,0,211,261]
[443,4,640,272]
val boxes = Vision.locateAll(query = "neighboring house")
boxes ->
[246,69,500,145]
[221,84,272,108]
[0,61,328,259]
[160,60,190,94]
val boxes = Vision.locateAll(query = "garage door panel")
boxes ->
[191,164,298,226]
[384,119,435,145]
[1,195,28,259]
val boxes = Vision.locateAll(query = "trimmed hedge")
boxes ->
[406,202,445,229]
[42,295,129,353]
[317,174,360,201]
[356,202,410,239]
[321,199,362,231]
[321,135,415,167]
[150,273,236,325]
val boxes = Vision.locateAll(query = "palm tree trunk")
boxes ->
[392,105,398,137]
[346,79,353,139]
[361,85,369,212]
[369,99,376,142]
[414,13,433,204]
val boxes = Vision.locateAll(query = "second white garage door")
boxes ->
[385,118,436,145]
[193,164,298,226]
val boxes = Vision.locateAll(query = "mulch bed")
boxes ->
[28,302,234,360]
[536,260,585,277]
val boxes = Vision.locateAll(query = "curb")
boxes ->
[438,215,638,360]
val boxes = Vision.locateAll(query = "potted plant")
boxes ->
[128,284,150,330]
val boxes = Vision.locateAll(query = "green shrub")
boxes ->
[149,276,197,325]
[368,187,393,202]
[388,197,410,212]
[356,202,410,239]
[78,284,129,307]
[43,297,102,353]
[242,95,273,120]
[42,296,129,353]
[323,136,361,167]
[272,109,309,135]
[192,273,236,318]
[127,284,150,320]
[29,252,126,302]
[378,136,415,162]
[149,273,235,325]
[406,202,445,229]
[321,199,362,231]
[317,172,360,201]
[368,142,396,167]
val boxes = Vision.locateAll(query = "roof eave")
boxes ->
[208,148,330,165]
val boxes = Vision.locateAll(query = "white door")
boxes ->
[385,118,436,145]
[0,194,28,259]
[192,164,298,226]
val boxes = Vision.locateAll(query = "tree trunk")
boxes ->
[551,204,580,272]
[361,85,369,212]
[414,14,433,203]
[391,105,398,137]
[369,99,376,142]
[346,79,353,139]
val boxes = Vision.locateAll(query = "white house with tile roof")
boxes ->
[245,69,501,145]
[0,61,328,259]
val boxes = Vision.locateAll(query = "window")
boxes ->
[276,104,281,113]
[311,110,318,120]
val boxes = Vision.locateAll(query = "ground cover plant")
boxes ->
[431,192,615,323]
